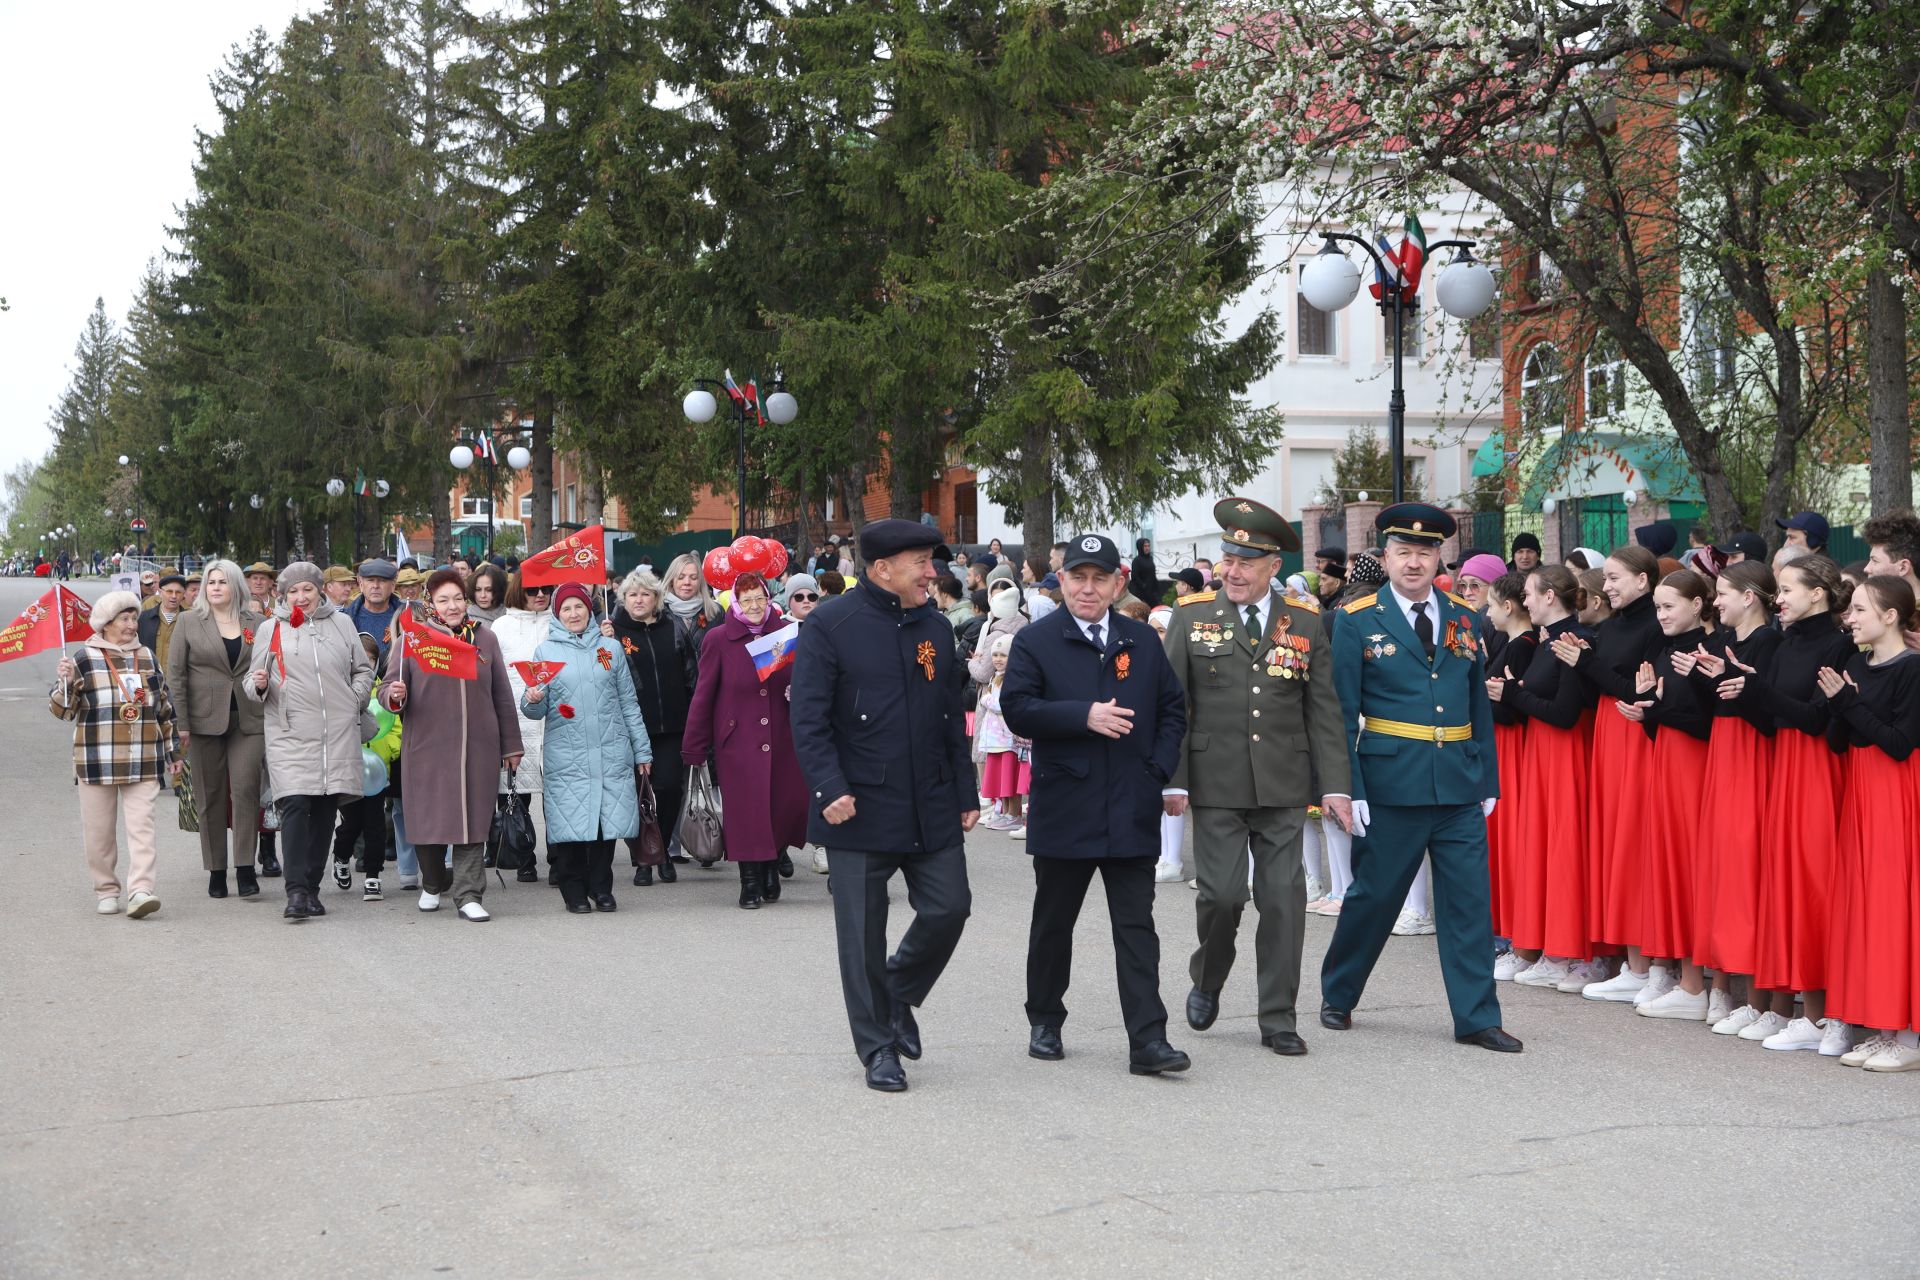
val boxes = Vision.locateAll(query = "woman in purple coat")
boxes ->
[683,572,809,909]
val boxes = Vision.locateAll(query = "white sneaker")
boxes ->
[1636,986,1710,1020]
[1842,1034,1895,1067]
[1391,909,1437,936]
[1493,951,1530,982]
[1706,988,1733,1025]
[983,812,1020,831]
[458,901,490,922]
[1556,960,1610,993]
[811,848,830,874]
[1762,1015,1826,1052]
[1863,1042,1920,1072]
[1515,957,1572,988]
[418,891,441,912]
[1712,1005,1761,1036]
[1582,968,1648,1003]
[1154,862,1185,884]
[1738,1010,1790,1041]
[1188,879,1199,890]
[1633,966,1676,1007]
[362,878,383,901]
[1819,1020,1854,1058]
[96,897,121,915]
[1009,826,1027,841]
[1305,873,1328,903]
[125,890,160,919]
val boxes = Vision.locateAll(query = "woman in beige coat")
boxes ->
[165,559,268,899]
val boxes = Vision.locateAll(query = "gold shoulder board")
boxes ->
[1343,594,1378,614]
[1180,590,1217,605]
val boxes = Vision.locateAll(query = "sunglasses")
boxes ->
[525,586,551,596]
[789,592,818,602]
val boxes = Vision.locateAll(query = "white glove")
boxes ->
[1350,800,1370,837]
[1481,797,1497,818]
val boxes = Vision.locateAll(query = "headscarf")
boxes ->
[1349,552,1386,589]
[728,599,783,637]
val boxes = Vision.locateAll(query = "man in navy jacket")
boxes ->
[1002,534,1191,1076]
[790,519,979,1093]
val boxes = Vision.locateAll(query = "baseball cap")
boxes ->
[1060,534,1121,573]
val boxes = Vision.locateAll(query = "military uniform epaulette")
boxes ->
[1179,590,1217,605]
[1445,590,1471,609]
[1342,593,1378,614]
[1282,592,1321,615]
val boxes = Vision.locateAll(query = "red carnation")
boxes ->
[288,604,306,628]
[557,703,576,719]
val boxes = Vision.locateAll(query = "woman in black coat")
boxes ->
[608,568,701,885]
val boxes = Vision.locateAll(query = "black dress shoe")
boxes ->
[634,864,652,886]
[208,871,228,899]
[777,849,795,879]
[1261,1030,1309,1056]
[235,867,260,898]
[258,851,282,878]
[865,1046,908,1092]
[594,894,617,912]
[305,896,326,917]
[566,901,593,914]
[283,894,308,920]
[1319,1005,1352,1031]
[1028,1025,1064,1060]
[891,1005,922,1060]
[1186,986,1220,1031]
[1456,1026,1524,1053]
[658,859,676,884]
[516,865,540,883]
[761,862,781,902]
[1128,1040,1192,1076]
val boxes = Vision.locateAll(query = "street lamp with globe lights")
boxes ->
[450,433,526,558]
[1299,233,1497,504]
[683,367,798,536]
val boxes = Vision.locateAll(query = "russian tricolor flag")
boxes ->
[747,621,801,682]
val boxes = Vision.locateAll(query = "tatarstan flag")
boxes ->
[1396,214,1428,296]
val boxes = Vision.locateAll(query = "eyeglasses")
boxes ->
[789,592,818,602]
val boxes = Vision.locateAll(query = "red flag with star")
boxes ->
[519,524,606,587]
[397,606,479,680]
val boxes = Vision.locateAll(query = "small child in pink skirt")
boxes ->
[975,634,1030,832]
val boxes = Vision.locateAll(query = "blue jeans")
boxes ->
[392,796,419,881]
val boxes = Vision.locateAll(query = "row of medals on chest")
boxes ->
[1189,614,1311,680]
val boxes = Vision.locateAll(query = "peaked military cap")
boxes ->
[1375,502,1454,547]
[1213,495,1302,558]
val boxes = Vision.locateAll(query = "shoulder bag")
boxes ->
[678,763,726,866]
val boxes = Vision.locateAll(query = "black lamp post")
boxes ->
[683,369,799,536]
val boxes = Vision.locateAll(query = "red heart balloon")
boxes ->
[702,546,737,591]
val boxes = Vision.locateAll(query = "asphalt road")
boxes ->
[1,575,1914,1278]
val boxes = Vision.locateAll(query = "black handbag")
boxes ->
[490,766,538,871]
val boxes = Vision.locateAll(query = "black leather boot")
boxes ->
[761,860,781,903]
[235,866,259,897]
[658,857,676,884]
[257,833,281,877]
[777,849,795,879]
[208,870,228,899]
[738,862,762,910]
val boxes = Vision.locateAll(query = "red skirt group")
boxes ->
[1498,717,1590,958]
[1827,750,1920,1032]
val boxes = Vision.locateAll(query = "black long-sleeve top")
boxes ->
[1761,614,1858,744]
[1644,625,1713,742]
[1488,629,1537,727]
[1822,649,1920,761]
[1505,616,1594,730]
[1573,592,1660,706]
[1692,625,1783,738]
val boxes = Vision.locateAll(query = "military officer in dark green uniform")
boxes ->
[1163,498,1352,1056]
[1318,503,1522,1052]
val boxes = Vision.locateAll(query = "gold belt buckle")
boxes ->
[1433,725,1446,746]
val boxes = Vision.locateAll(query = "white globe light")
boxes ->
[449,444,475,470]
[326,477,347,498]
[374,479,391,498]
[1436,258,1498,320]
[683,388,718,424]
[765,390,799,425]
[118,454,130,466]
[1356,491,1370,503]
[1543,498,1558,515]
[1622,488,1638,507]
[506,445,531,470]
[250,494,263,510]
[105,506,115,518]
[1300,248,1362,312]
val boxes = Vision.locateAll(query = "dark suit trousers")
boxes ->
[1025,855,1168,1050]
[829,844,971,1064]
[1319,803,1502,1037]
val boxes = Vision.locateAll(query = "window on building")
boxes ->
[1296,287,1335,357]
[1585,333,1628,424]
[1685,292,1737,397]
[1523,251,1563,304]
[550,491,559,525]
[519,495,532,520]
[1385,306,1422,362]
[1468,305,1501,360]
[1521,343,1566,433]
[459,496,492,519]
[566,484,577,523]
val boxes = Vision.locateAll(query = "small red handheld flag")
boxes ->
[511,660,567,686]
[0,585,94,663]
[397,607,479,680]
[519,524,607,588]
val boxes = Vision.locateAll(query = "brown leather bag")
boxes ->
[632,772,667,866]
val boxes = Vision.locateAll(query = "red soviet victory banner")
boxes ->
[396,606,479,680]
[519,523,607,588]
[510,660,567,686]
[0,585,93,663]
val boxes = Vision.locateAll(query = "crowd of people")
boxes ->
[43,500,1920,1087]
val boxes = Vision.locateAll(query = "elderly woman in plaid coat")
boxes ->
[51,590,183,918]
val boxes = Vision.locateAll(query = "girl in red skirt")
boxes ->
[1819,575,1920,1071]
[1552,546,1662,1001]
[1497,565,1598,991]
[1484,573,1535,977]
[1748,556,1856,1054]
[1634,569,1719,1020]
[1678,562,1782,1034]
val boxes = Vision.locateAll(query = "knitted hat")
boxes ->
[277,561,324,593]
[551,583,594,616]
[1459,553,1508,586]
[90,590,142,633]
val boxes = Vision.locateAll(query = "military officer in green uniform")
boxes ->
[1318,503,1522,1052]
[1162,497,1352,1056]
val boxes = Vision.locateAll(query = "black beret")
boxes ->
[1634,523,1678,556]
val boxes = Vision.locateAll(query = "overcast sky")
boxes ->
[0,2,320,482]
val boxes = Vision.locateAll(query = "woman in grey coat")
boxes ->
[246,562,376,921]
